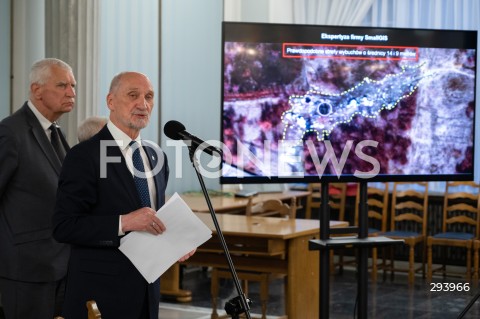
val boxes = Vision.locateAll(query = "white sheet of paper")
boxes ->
[119,192,212,283]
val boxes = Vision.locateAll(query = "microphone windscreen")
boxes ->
[164,120,185,140]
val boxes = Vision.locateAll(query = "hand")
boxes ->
[121,207,166,235]
[178,248,196,262]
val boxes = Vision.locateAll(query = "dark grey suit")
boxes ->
[53,125,169,319]
[0,102,70,318]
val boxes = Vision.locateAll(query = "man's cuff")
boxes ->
[118,216,125,236]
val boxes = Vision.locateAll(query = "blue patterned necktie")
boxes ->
[129,141,151,208]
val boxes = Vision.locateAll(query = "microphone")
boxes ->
[164,120,222,156]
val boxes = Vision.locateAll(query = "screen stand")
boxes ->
[187,147,252,319]
[309,181,403,319]
[357,181,369,318]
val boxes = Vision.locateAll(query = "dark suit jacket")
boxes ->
[53,125,169,319]
[0,102,70,282]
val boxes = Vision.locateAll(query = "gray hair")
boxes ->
[108,72,129,94]
[108,71,150,94]
[77,116,108,142]
[29,58,73,86]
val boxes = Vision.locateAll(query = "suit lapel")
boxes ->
[97,127,167,210]
[23,104,62,174]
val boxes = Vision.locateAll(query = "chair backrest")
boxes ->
[246,198,295,219]
[354,183,389,232]
[306,183,347,220]
[87,300,102,319]
[390,182,429,235]
[442,181,480,237]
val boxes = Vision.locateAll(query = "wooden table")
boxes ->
[161,212,347,318]
[178,190,311,214]
[160,191,310,303]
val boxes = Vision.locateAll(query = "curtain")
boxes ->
[98,0,160,143]
[45,0,100,145]
[366,0,480,29]
[289,0,479,30]
[292,0,375,25]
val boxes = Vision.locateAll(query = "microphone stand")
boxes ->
[457,289,480,318]
[187,146,252,319]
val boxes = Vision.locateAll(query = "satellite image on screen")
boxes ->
[221,23,476,182]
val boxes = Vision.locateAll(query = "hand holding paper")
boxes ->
[119,193,212,283]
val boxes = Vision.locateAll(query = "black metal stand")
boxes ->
[457,289,480,318]
[309,181,404,319]
[188,147,252,318]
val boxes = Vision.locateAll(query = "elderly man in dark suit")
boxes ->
[0,58,75,319]
[53,71,195,319]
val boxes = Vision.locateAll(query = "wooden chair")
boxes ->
[353,182,389,281]
[379,182,429,284]
[474,239,480,283]
[54,300,101,319]
[304,183,348,274]
[246,197,295,219]
[304,183,347,220]
[427,181,480,282]
[211,198,291,319]
[210,268,284,319]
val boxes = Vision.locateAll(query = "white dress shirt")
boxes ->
[106,121,157,235]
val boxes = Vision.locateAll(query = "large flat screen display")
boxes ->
[220,22,477,184]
